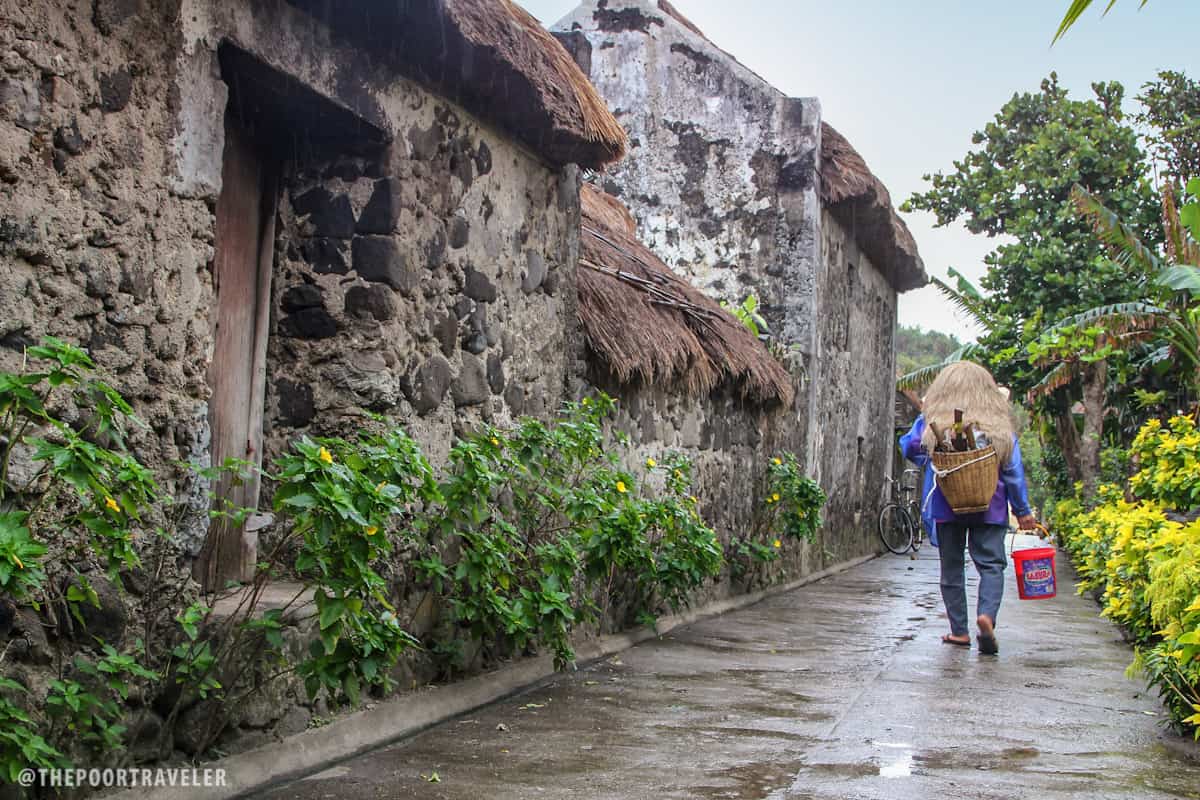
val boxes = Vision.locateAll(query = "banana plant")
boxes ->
[1058,182,1200,399]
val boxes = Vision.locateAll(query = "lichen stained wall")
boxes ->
[812,210,898,558]
[553,0,822,351]
[0,0,217,550]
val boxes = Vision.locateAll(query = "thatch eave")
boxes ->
[284,0,626,170]
[819,122,927,292]
[578,184,794,407]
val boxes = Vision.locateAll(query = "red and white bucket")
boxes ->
[1012,545,1057,600]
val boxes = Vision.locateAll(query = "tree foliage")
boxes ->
[895,324,966,376]
[1135,70,1200,184]
[902,74,1160,397]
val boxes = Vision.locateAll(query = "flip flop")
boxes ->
[941,635,970,647]
[977,614,999,655]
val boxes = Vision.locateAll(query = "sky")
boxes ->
[520,0,1200,341]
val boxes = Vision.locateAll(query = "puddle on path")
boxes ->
[690,759,806,800]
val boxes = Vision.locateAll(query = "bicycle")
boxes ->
[878,469,924,555]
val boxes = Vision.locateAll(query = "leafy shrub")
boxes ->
[1057,415,1200,737]
[1129,415,1200,509]
[429,396,724,669]
[730,453,827,582]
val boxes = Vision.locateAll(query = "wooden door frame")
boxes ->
[194,111,278,591]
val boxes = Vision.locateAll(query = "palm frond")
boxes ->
[1139,344,1172,369]
[1070,184,1163,275]
[1053,0,1146,44]
[1157,265,1200,297]
[1026,362,1074,403]
[895,344,981,393]
[1042,301,1167,336]
[931,273,993,331]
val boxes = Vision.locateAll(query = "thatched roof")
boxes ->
[819,122,926,291]
[578,184,794,406]
[286,0,626,169]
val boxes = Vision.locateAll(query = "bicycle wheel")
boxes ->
[877,503,914,555]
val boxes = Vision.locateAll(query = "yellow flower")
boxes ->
[11,554,24,569]
[772,457,782,466]
[772,493,781,502]
[104,496,120,514]
[616,481,627,494]
[645,458,657,469]
[773,539,782,549]
[674,469,682,479]
[365,526,378,536]
[582,397,591,406]
[318,447,333,465]
[490,437,500,446]
[689,495,698,504]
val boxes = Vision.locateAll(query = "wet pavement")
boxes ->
[261,536,1200,799]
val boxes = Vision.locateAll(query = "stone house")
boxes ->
[554,0,927,554]
[0,0,626,590]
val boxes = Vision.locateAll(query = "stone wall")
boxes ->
[553,0,822,351]
[810,211,898,559]
[594,373,836,600]
[263,88,581,476]
[553,0,901,551]
[0,0,216,534]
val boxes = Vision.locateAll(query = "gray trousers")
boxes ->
[937,522,1008,637]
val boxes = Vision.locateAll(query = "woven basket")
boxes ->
[931,446,999,515]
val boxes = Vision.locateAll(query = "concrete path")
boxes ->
[261,537,1200,799]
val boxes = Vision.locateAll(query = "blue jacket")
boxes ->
[899,415,1033,547]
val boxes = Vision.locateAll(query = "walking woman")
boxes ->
[899,361,1036,654]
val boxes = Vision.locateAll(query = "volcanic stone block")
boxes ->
[276,378,315,427]
[463,267,496,303]
[301,237,349,275]
[452,354,488,407]
[284,308,338,339]
[408,354,452,415]
[434,312,458,357]
[294,187,356,238]
[522,251,547,294]
[54,120,86,155]
[356,178,402,235]
[93,0,140,35]
[99,67,133,112]
[487,353,505,395]
[474,141,492,176]
[353,236,418,296]
[448,216,470,249]
[281,284,324,313]
[463,333,487,355]
[344,284,396,321]
[425,224,447,270]
[503,382,525,415]
[70,576,126,644]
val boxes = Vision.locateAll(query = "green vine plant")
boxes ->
[422,396,724,671]
[0,339,825,779]
[0,338,169,777]
[730,452,827,585]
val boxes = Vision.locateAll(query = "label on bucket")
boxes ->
[1020,556,1056,597]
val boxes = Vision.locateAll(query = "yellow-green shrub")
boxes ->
[1130,415,1200,508]
[1057,416,1200,738]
